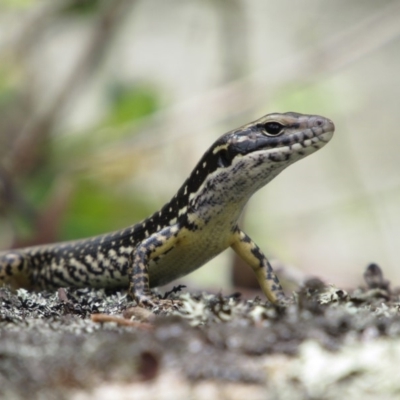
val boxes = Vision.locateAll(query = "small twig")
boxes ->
[162,284,186,300]
[91,313,153,330]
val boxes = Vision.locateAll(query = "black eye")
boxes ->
[262,122,284,136]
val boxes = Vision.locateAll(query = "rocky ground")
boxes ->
[1,264,399,400]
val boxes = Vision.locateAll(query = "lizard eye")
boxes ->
[262,122,284,136]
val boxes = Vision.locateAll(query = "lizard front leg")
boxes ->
[230,228,286,304]
[129,224,180,308]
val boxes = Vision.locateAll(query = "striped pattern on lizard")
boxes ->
[0,112,335,307]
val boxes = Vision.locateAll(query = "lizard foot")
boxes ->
[273,294,293,308]
[135,294,182,312]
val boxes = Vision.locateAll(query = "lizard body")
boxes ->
[0,112,334,306]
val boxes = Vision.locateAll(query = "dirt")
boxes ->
[1,263,399,400]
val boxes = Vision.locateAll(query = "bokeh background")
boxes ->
[0,0,399,293]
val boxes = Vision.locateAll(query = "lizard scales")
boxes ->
[0,112,335,306]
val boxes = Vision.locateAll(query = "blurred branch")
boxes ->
[0,0,133,244]
[7,0,133,175]
[13,179,73,248]
[0,165,36,223]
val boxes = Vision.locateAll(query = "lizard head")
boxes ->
[215,111,334,169]
[184,112,335,213]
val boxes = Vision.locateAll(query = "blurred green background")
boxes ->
[0,0,399,291]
